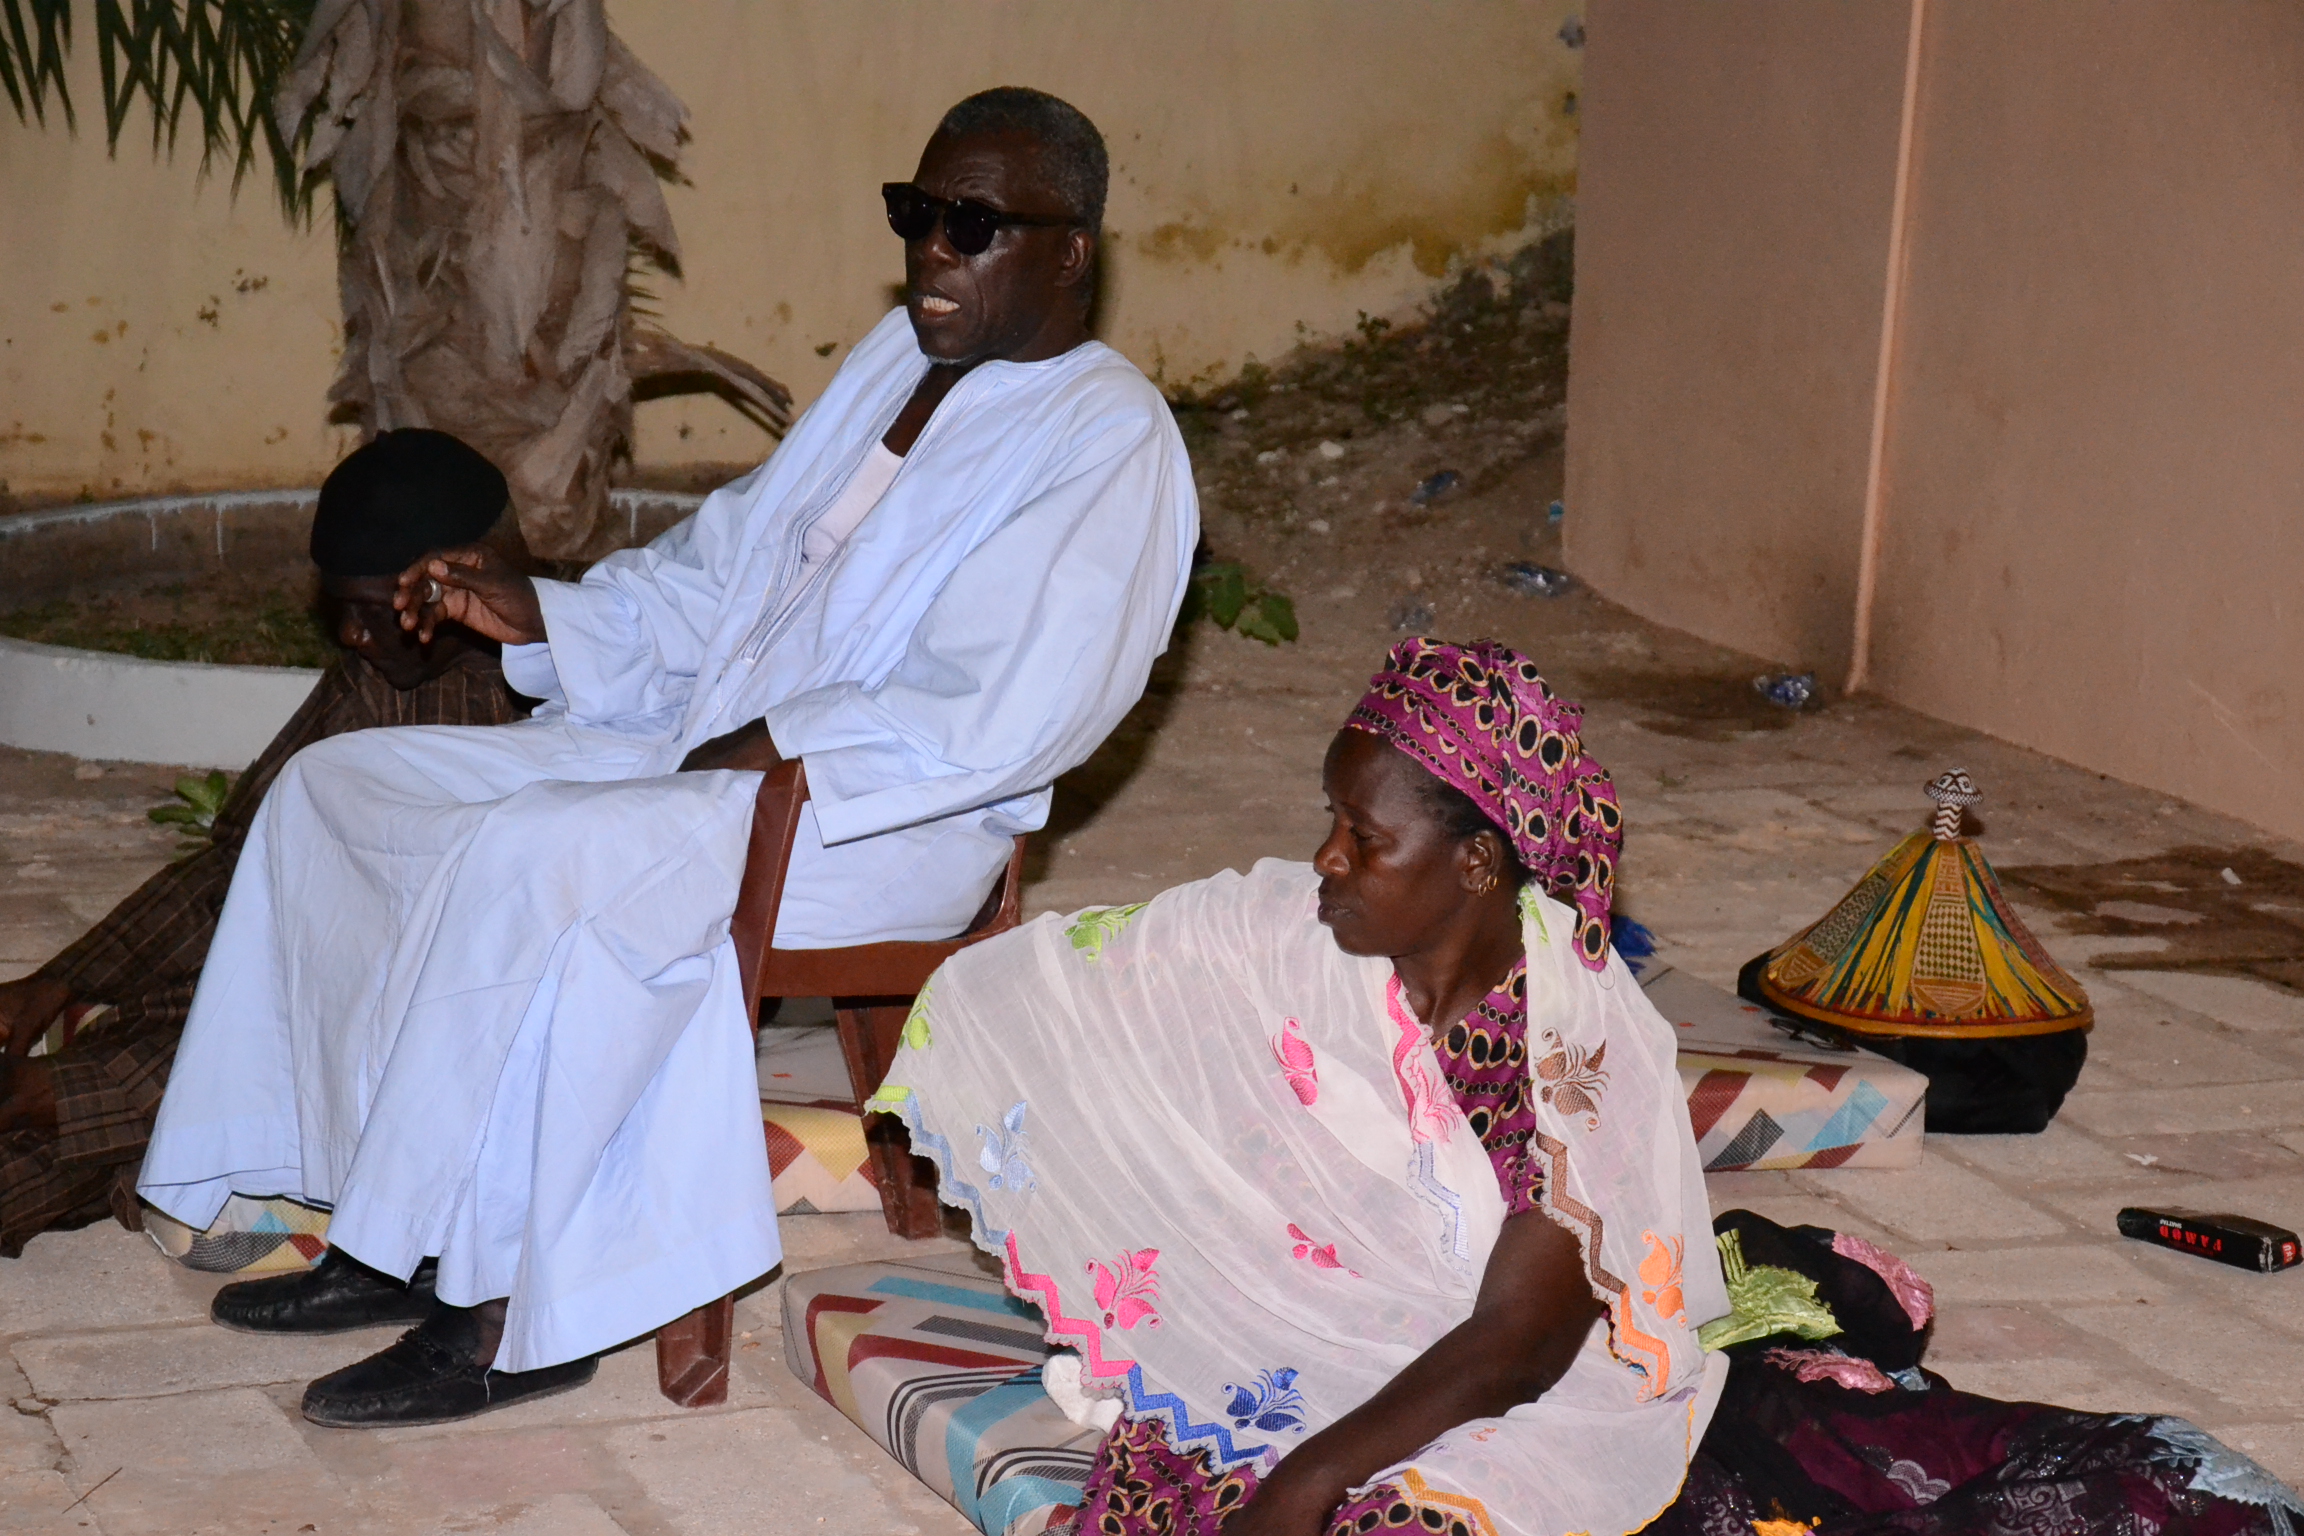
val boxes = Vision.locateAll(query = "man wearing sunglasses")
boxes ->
[139,87,1197,1428]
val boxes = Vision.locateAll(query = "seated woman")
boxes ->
[870,638,2298,1536]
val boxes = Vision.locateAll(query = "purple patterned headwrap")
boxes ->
[1346,637,1624,969]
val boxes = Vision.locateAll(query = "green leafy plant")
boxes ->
[148,769,232,857]
[1185,560,1298,646]
[0,0,318,214]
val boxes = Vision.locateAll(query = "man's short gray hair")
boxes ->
[935,87,1108,232]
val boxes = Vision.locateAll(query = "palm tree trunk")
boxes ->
[280,0,787,558]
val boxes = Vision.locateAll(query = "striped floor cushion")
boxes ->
[783,1260,1098,1536]
[141,1191,331,1275]
[757,1023,881,1214]
[1640,963,1927,1170]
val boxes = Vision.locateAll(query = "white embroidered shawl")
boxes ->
[874,859,1728,1536]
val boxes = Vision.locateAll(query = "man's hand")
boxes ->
[393,544,546,647]
[0,976,73,1058]
[678,719,784,774]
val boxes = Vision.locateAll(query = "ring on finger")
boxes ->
[422,578,443,604]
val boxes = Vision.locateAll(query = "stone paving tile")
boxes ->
[48,1382,317,1473]
[605,1406,973,1535]
[314,1423,635,1530]
[2062,1303,2304,1412]
[1646,787,1888,844]
[2107,1131,2304,1182]
[2115,972,2304,1034]
[14,1318,405,1403]
[1907,1244,2171,1305]
[0,1358,61,1475]
[1790,1151,2071,1243]
[2092,981,2304,1086]
[0,1225,221,1337]
[1930,1120,2162,1187]
[51,1386,360,1535]
[2059,1082,2304,1138]
[2086,1017,2300,1092]
[489,1492,633,1535]
[0,1468,98,1535]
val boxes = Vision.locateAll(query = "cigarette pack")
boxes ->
[2117,1207,2303,1273]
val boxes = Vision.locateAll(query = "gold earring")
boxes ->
[1478,871,1500,896]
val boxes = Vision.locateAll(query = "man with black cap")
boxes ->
[0,428,529,1257]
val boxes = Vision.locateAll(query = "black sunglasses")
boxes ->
[882,182,1072,257]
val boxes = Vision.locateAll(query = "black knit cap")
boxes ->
[310,429,509,578]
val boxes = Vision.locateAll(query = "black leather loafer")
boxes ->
[300,1301,597,1428]
[211,1248,438,1335]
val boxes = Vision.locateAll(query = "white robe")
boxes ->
[138,310,1198,1370]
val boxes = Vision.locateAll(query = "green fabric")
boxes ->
[1697,1229,1842,1351]
[903,982,935,1050]
[1064,903,1147,962]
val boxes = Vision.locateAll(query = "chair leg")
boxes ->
[865,1114,944,1239]
[656,1294,735,1406]
[832,1000,944,1239]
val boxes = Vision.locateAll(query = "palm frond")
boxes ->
[0,0,74,125]
[1,0,318,215]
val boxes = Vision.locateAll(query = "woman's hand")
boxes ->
[1225,1212,1604,1533]
[393,544,546,646]
[677,718,784,774]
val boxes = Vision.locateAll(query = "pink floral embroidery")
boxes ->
[1086,1248,1163,1331]
[1004,1233,1135,1380]
[1832,1232,1935,1328]
[1271,1017,1319,1107]
[1763,1346,1898,1394]
[1287,1223,1360,1276]
[1386,978,1460,1144]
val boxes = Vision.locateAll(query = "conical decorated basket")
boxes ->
[1739,771,2091,1133]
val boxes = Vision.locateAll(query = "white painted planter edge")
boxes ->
[0,635,321,768]
[0,488,705,767]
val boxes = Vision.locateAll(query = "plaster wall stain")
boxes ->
[1132,103,1577,282]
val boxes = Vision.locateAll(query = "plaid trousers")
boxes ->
[2,652,527,1256]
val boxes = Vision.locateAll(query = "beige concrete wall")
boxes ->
[1871,3,2304,844]
[0,0,1580,499]
[1567,0,2304,842]
[1564,0,1908,684]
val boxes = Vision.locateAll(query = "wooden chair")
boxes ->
[653,758,1028,1406]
